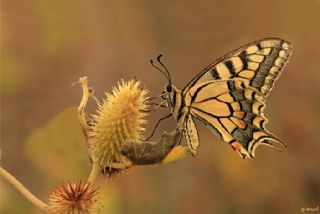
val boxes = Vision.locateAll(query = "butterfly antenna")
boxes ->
[157,54,171,84]
[150,58,170,83]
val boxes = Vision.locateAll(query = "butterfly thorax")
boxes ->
[164,84,187,123]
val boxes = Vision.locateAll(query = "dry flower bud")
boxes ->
[88,79,148,171]
[47,180,98,214]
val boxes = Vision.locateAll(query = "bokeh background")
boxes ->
[1,0,320,213]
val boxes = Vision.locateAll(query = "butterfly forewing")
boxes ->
[183,38,292,101]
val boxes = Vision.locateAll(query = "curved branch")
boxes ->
[0,166,47,211]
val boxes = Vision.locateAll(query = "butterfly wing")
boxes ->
[184,115,199,156]
[183,38,292,101]
[185,79,285,158]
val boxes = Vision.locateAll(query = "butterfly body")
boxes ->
[160,38,291,159]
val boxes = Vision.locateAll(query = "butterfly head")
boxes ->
[166,83,173,93]
[162,83,177,110]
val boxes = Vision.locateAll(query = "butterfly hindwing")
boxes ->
[186,79,284,158]
[183,38,292,101]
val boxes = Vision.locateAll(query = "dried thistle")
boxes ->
[88,79,148,171]
[76,77,187,181]
[47,180,98,214]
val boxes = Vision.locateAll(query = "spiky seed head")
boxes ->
[88,79,148,170]
[47,180,98,214]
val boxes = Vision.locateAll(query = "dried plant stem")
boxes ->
[0,166,47,211]
[87,163,100,184]
[77,76,91,131]
[77,77,100,184]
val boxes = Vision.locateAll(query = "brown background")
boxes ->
[1,0,320,213]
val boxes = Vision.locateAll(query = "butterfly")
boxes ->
[149,38,292,159]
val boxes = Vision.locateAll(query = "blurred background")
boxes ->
[1,0,320,213]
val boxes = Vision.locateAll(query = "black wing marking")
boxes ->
[183,38,292,101]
